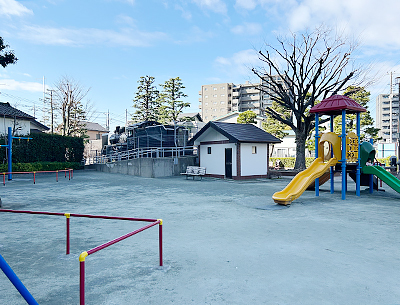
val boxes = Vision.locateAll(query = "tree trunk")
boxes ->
[294,132,307,170]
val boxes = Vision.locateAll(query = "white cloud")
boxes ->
[17,24,168,47]
[175,4,192,20]
[231,22,262,35]
[192,0,227,14]
[235,0,257,10]
[0,0,33,17]
[0,78,43,92]
[278,0,400,49]
[215,49,260,76]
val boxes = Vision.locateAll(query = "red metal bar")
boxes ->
[33,172,35,184]
[56,171,58,182]
[87,221,160,256]
[159,220,163,266]
[0,209,65,216]
[68,170,70,180]
[3,173,5,186]
[69,213,157,223]
[66,215,70,255]
[80,261,85,305]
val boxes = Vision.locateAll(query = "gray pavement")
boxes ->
[0,170,400,304]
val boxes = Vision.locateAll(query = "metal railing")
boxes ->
[87,146,197,164]
[0,209,163,305]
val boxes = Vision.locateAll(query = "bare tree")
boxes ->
[54,76,91,137]
[252,27,365,169]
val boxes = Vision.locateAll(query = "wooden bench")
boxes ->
[181,166,206,180]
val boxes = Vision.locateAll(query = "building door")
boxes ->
[225,148,232,179]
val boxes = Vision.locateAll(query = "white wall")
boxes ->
[0,118,30,136]
[200,143,236,176]
[240,143,268,176]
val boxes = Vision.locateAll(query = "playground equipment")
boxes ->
[272,94,400,205]
[1,169,73,185]
[0,209,163,305]
[360,141,400,193]
[0,127,32,180]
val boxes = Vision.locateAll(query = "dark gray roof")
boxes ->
[81,121,109,132]
[0,102,49,131]
[191,121,281,144]
[0,102,34,119]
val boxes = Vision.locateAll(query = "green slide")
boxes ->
[362,165,400,193]
[360,141,400,193]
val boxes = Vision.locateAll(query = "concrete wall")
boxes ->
[89,156,197,178]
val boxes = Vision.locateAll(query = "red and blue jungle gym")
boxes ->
[273,95,400,205]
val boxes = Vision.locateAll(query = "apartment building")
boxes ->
[376,93,399,143]
[198,75,287,123]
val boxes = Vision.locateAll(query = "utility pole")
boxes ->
[46,89,56,134]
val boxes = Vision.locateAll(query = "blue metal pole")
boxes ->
[369,138,374,193]
[315,113,319,197]
[7,127,12,180]
[330,115,334,194]
[341,110,346,200]
[356,112,361,196]
[0,254,39,305]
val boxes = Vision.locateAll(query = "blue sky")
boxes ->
[1,0,400,131]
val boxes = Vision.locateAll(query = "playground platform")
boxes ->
[1,170,400,304]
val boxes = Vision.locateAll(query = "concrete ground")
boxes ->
[0,170,400,305]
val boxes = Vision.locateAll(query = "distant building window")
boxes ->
[221,86,225,89]
[220,101,225,104]
[221,94,225,97]
[213,94,218,97]
[205,95,208,98]
[96,134,101,140]
[213,87,217,90]
[207,147,211,154]
[252,146,257,154]
[204,88,208,91]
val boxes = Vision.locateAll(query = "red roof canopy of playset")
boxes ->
[309,95,366,115]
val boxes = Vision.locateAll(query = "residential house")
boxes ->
[0,102,49,135]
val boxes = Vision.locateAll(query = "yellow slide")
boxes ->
[272,157,338,205]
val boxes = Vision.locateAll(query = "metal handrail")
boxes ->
[88,146,197,164]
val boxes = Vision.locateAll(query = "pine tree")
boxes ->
[159,77,189,123]
[132,76,161,122]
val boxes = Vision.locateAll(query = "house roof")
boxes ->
[0,102,34,119]
[309,95,366,115]
[190,121,282,144]
[0,102,49,131]
[82,121,109,132]
[214,111,264,122]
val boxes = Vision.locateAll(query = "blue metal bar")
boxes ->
[356,112,361,196]
[341,110,346,200]
[0,254,39,305]
[314,113,319,197]
[369,138,374,194]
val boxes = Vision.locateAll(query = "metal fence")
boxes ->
[86,146,197,164]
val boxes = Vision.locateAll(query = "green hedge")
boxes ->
[0,133,84,164]
[271,157,392,169]
[0,162,82,172]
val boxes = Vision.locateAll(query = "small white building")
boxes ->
[190,122,281,179]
